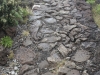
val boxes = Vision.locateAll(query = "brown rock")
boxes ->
[19,64,34,75]
[15,47,36,64]
[0,50,9,66]
[23,69,37,75]
[5,26,17,37]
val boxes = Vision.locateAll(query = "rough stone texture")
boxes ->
[94,70,100,75]
[38,43,51,51]
[64,25,76,32]
[47,53,61,62]
[72,50,90,62]
[58,66,71,74]
[1,0,100,75]
[67,70,80,75]
[70,19,77,24]
[19,64,34,75]
[42,72,55,75]
[29,20,42,40]
[23,69,37,75]
[15,47,36,64]
[43,18,56,24]
[41,36,61,43]
[58,44,71,57]
[65,61,76,68]
[38,60,49,69]
[23,37,32,46]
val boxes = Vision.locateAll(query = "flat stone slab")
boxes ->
[43,18,56,24]
[42,72,56,75]
[58,44,71,57]
[58,66,71,74]
[72,50,90,62]
[47,53,61,63]
[15,47,36,64]
[38,43,56,51]
[38,60,49,69]
[67,70,80,75]
[19,64,34,75]
[23,37,32,46]
[41,36,61,43]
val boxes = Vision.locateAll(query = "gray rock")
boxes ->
[33,10,43,16]
[42,72,55,75]
[23,69,37,75]
[32,5,41,10]
[71,8,77,13]
[10,71,16,75]
[65,61,76,68]
[38,60,49,69]
[43,18,56,24]
[58,44,71,57]
[58,66,71,74]
[41,36,61,43]
[29,16,42,21]
[74,12,82,18]
[81,42,96,49]
[63,0,70,7]
[40,28,54,34]
[15,47,36,64]
[65,36,70,43]
[94,70,100,75]
[51,2,57,6]
[38,43,56,51]
[59,10,70,15]
[67,70,80,75]
[23,37,32,46]
[29,20,42,40]
[64,7,71,11]
[60,34,66,38]
[56,16,63,20]
[19,64,34,75]
[82,70,89,75]
[72,50,90,62]
[70,19,77,24]
[47,53,61,62]
[38,43,51,51]
[64,25,76,32]
[65,44,73,48]
[43,0,51,2]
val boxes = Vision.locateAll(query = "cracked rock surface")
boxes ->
[0,0,100,75]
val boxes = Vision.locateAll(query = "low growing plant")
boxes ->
[0,36,13,48]
[86,0,95,4]
[8,50,14,59]
[0,0,30,30]
[86,0,100,27]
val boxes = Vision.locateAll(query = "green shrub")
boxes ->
[0,36,13,48]
[0,0,30,30]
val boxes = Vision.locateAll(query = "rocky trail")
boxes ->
[0,0,100,75]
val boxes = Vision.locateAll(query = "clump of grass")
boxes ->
[86,0,100,28]
[8,50,14,60]
[92,4,100,28]
[0,36,13,48]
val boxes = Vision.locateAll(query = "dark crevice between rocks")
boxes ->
[0,49,9,66]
